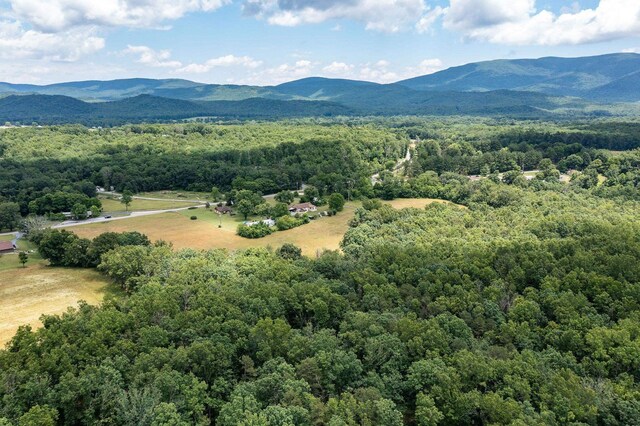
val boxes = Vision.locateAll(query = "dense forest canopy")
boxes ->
[1,184,640,424]
[1,116,640,425]
[0,123,405,215]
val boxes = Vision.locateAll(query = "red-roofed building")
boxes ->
[0,241,15,254]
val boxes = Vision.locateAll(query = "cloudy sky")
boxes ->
[0,0,639,85]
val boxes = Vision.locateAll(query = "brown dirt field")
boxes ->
[0,265,110,347]
[69,199,449,256]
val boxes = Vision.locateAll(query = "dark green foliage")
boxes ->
[328,193,345,212]
[27,192,101,216]
[0,95,355,125]
[2,184,640,424]
[36,229,150,267]
[274,191,295,204]
[275,215,308,231]
[0,123,403,213]
[18,251,28,267]
[276,243,302,260]
[237,223,274,239]
[0,202,20,231]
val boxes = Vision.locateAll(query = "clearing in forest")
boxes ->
[69,199,450,256]
[0,265,111,346]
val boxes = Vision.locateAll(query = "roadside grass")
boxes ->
[134,190,212,201]
[0,264,113,346]
[99,197,201,213]
[69,199,449,256]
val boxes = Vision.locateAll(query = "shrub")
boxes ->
[276,243,302,260]
[190,216,198,220]
[237,223,274,239]
[275,215,308,231]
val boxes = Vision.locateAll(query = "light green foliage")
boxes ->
[18,406,58,426]
[120,190,133,211]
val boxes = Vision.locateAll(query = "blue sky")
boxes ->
[0,0,639,85]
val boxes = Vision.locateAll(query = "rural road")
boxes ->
[371,139,416,185]
[0,145,413,238]
[54,204,207,229]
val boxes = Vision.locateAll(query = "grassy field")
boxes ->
[69,199,450,256]
[0,264,112,346]
[99,197,201,213]
[135,190,212,201]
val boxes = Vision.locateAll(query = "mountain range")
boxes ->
[0,53,638,124]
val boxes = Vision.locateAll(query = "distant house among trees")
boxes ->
[215,206,233,214]
[0,241,16,254]
[289,203,317,214]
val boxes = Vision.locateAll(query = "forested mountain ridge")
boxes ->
[1,53,638,105]
[398,53,640,102]
[0,90,583,125]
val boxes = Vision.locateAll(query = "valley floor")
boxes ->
[67,198,448,256]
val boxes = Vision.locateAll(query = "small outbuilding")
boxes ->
[289,202,317,213]
[215,206,233,214]
[0,241,16,254]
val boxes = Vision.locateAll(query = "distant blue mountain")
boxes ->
[397,53,640,102]
[0,53,636,124]
[1,54,638,104]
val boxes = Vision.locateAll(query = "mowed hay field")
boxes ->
[0,265,111,346]
[69,199,450,256]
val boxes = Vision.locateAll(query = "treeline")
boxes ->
[33,229,150,269]
[0,94,356,126]
[1,183,639,424]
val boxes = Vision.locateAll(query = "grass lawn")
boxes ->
[0,238,41,272]
[69,199,450,256]
[135,190,212,201]
[99,197,201,213]
[0,264,112,346]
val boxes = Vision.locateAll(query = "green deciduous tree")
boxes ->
[328,193,345,212]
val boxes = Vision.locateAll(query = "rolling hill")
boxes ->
[0,53,636,124]
[0,95,355,125]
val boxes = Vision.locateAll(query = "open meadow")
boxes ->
[68,198,448,256]
[0,264,111,346]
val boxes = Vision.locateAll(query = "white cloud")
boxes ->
[358,59,398,83]
[124,45,182,68]
[9,0,230,32]
[176,55,263,74]
[243,0,427,32]
[416,6,445,33]
[322,61,354,74]
[0,20,104,61]
[445,0,640,46]
[411,58,444,74]
[444,0,534,31]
